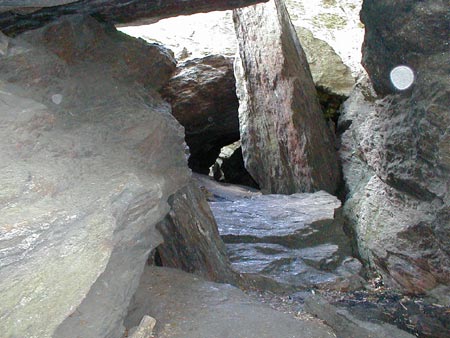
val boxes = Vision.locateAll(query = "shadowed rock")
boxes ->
[340,0,450,301]
[0,0,268,35]
[155,181,237,284]
[161,55,240,173]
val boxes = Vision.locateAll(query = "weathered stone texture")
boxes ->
[161,55,240,173]
[339,0,450,300]
[156,181,237,284]
[0,0,268,35]
[361,0,449,95]
[340,71,450,300]
[0,15,190,338]
[124,266,337,338]
[233,0,340,194]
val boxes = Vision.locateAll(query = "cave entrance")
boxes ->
[118,0,365,297]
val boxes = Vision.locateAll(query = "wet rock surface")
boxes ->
[233,0,340,194]
[124,265,337,338]
[208,187,361,290]
[0,15,189,338]
[161,55,240,173]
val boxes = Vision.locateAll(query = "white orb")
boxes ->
[51,93,63,105]
[390,65,414,90]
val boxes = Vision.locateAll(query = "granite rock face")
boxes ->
[161,55,240,173]
[155,181,237,284]
[339,0,450,300]
[0,15,190,338]
[0,0,268,35]
[233,0,340,194]
[361,0,449,95]
[340,75,450,299]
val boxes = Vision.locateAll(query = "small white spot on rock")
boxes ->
[390,65,414,90]
[51,94,63,105]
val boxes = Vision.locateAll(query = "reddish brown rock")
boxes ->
[233,0,340,194]
[161,55,240,173]
[340,0,450,301]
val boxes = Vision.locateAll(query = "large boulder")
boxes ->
[361,0,449,95]
[0,15,190,338]
[340,0,450,300]
[233,0,340,194]
[161,55,240,173]
[295,26,354,97]
[155,181,237,284]
[285,0,364,78]
[0,0,268,35]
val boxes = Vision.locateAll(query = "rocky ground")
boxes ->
[195,175,450,338]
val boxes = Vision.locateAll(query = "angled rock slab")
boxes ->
[124,266,336,338]
[0,16,189,338]
[210,191,361,289]
[155,181,237,284]
[0,0,268,35]
[233,0,340,194]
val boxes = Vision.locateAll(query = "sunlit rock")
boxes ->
[0,15,189,337]
[233,0,341,194]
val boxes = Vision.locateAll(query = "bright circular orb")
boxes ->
[51,93,63,105]
[390,65,414,90]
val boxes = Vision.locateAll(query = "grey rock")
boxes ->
[304,295,416,338]
[233,0,340,194]
[0,16,189,338]
[361,0,449,95]
[295,26,354,97]
[0,0,268,35]
[128,315,156,338]
[155,181,237,284]
[340,2,450,298]
[211,191,342,239]
[124,266,336,338]
[161,55,240,173]
[210,191,361,289]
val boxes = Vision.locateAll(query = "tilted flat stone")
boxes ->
[0,0,268,35]
[233,0,340,194]
[210,190,360,289]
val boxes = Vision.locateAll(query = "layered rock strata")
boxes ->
[155,181,237,284]
[233,0,340,194]
[0,15,189,338]
[210,190,362,291]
